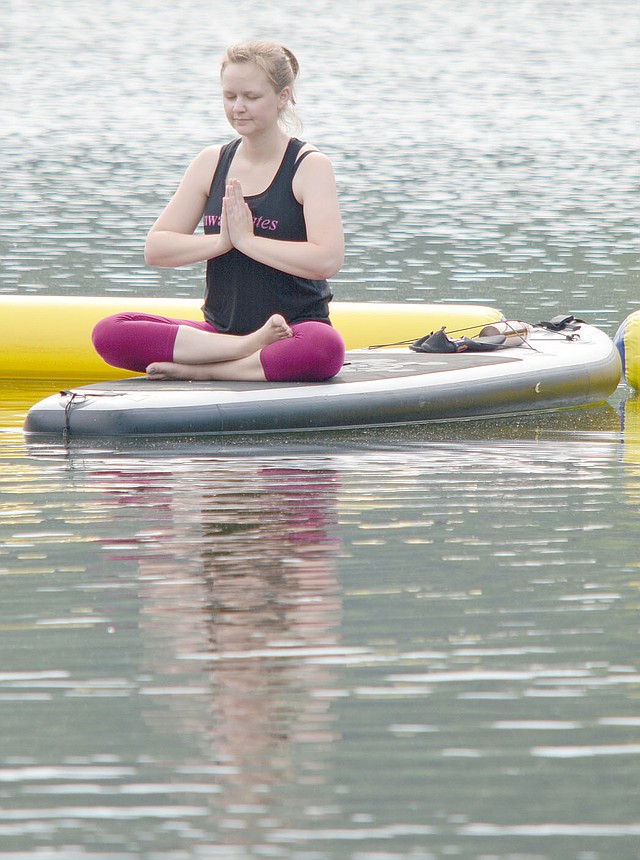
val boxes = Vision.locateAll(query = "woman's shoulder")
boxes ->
[291,141,338,203]
[191,143,224,168]
[293,140,332,168]
[294,142,336,183]
[191,138,244,172]
[294,138,319,155]
[184,142,236,189]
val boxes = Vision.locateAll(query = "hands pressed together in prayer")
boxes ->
[220,179,254,255]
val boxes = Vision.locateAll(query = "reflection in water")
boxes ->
[2,433,640,856]
[621,395,640,464]
[0,382,61,437]
[131,464,343,847]
[620,394,640,512]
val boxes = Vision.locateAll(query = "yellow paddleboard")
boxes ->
[0,295,503,382]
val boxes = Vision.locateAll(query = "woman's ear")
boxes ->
[278,86,292,110]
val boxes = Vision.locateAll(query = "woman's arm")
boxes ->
[224,151,344,280]
[144,146,233,268]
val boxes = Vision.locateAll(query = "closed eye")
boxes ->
[223,92,262,100]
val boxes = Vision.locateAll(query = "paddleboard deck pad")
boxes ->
[24,323,621,438]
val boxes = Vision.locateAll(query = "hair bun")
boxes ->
[282,46,299,78]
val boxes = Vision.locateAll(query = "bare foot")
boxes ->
[145,355,267,381]
[255,314,293,347]
[146,361,218,381]
[256,314,293,343]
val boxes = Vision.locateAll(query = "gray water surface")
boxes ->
[2,0,640,857]
[2,418,640,858]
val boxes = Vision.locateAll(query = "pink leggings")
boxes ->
[91,312,346,382]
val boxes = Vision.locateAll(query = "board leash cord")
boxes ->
[60,389,123,439]
[368,320,534,353]
[367,315,584,353]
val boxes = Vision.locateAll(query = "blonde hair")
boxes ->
[220,40,302,132]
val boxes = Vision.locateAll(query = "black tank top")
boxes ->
[202,137,333,334]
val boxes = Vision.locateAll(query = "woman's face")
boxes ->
[221,62,289,136]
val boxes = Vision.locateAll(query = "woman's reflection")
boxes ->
[135,462,343,837]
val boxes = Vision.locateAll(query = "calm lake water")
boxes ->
[2,0,640,857]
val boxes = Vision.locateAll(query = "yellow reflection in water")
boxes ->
[620,395,640,510]
[621,395,640,462]
[0,380,59,431]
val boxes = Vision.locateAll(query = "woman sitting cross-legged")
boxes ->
[92,39,346,383]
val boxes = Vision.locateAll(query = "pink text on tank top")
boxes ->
[203,213,279,231]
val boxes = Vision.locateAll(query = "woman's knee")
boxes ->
[91,314,127,366]
[308,324,346,380]
[261,322,345,382]
[91,312,178,372]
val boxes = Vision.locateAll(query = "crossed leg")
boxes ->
[146,314,293,381]
[92,312,345,382]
